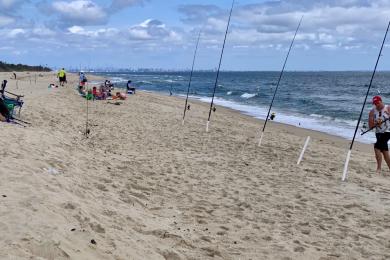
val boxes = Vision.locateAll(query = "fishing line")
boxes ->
[182,28,202,126]
[257,16,303,147]
[206,0,235,132]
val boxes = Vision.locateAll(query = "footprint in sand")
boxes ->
[89,223,105,234]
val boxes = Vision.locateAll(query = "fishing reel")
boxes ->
[270,112,276,121]
[187,104,191,111]
[213,107,216,112]
[84,128,91,137]
[360,122,368,133]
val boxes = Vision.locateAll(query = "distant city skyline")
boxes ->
[1,0,390,71]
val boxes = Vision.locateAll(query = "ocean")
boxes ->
[92,71,390,144]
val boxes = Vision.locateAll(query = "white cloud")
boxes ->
[0,15,14,26]
[179,0,390,51]
[7,28,26,38]
[51,0,108,26]
[128,19,183,43]
[67,25,119,37]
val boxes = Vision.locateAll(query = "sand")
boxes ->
[0,71,389,259]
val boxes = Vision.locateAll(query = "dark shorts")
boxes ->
[375,132,390,151]
[59,76,66,82]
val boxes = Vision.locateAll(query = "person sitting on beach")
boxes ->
[127,80,136,94]
[99,84,108,100]
[369,95,390,174]
[57,68,67,87]
[92,87,98,100]
[113,92,127,100]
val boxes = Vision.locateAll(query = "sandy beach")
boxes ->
[0,72,389,259]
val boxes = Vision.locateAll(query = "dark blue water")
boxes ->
[92,71,390,143]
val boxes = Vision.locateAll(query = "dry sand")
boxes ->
[0,72,389,259]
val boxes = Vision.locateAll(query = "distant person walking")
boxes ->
[57,68,67,86]
[79,71,87,90]
[369,95,390,174]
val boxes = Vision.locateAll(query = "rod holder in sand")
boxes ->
[297,136,311,165]
[182,119,185,126]
[342,150,352,181]
[206,121,210,132]
[257,132,264,147]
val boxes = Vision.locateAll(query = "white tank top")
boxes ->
[374,105,390,133]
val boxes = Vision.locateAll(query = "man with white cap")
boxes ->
[369,95,390,174]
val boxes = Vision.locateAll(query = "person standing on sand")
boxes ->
[127,80,136,94]
[57,68,67,86]
[369,95,390,174]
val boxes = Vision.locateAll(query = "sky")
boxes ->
[0,0,390,71]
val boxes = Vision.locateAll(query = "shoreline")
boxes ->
[138,89,373,153]
[103,72,375,145]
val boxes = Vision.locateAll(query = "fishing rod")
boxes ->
[361,117,390,136]
[258,16,303,146]
[206,0,235,132]
[342,21,390,182]
[85,81,90,137]
[182,29,202,126]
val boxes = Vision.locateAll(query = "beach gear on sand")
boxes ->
[1,80,24,116]
[206,0,235,132]
[257,16,303,146]
[270,112,276,121]
[182,29,202,125]
[86,91,94,100]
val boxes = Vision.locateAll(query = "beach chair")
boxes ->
[1,80,24,116]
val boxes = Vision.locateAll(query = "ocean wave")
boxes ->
[194,95,374,144]
[241,93,257,99]
[109,77,127,83]
[227,91,233,95]
[139,80,153,85]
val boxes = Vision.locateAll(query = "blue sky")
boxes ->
[0,0,390,70]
